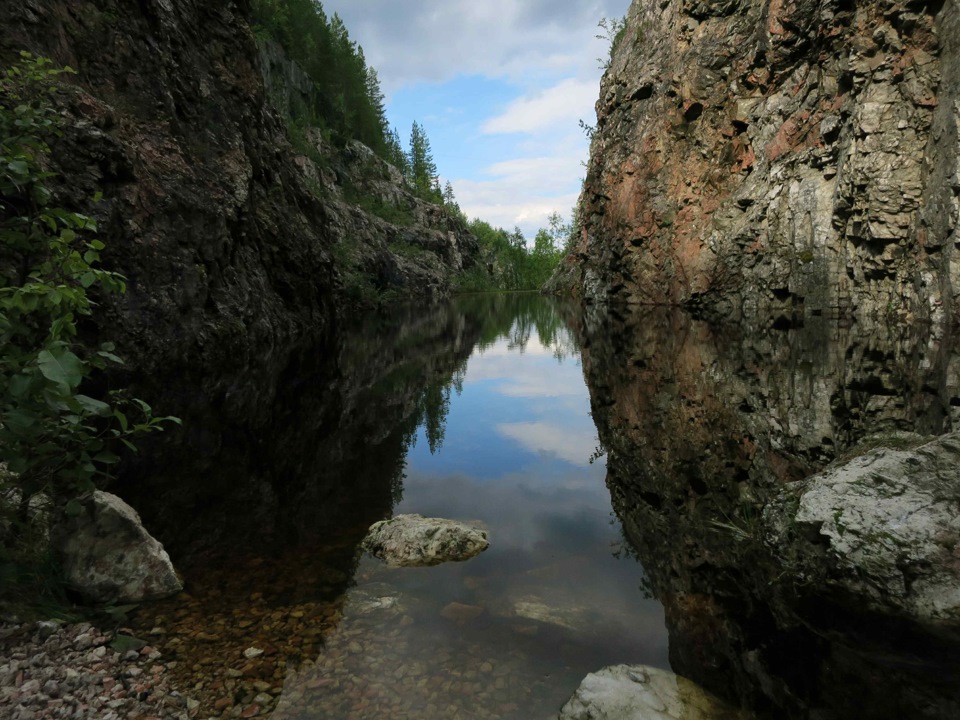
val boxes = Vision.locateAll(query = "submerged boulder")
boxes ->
[558,665,749,720]
[362,514,488,567]
[54,491,182,603]
[773,432,960,633]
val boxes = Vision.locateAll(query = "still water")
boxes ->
[130,294,668,719]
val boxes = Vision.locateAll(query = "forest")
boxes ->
[250,0,571,292]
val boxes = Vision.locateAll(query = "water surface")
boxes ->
[131,294,667,719]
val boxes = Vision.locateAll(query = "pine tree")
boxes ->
[387,126,409,176]
[408,121,438,199]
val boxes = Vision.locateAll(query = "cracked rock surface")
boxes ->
[554,0,960,328]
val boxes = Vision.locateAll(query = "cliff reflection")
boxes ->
[578,308,960,719]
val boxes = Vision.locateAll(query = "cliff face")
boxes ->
[1,0,477,382]
[259,41,481,305]
[2,0,340,377]
[562,0,960,326]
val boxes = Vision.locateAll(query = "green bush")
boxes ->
[0,53,178,544]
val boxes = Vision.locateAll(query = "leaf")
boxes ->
[64,498,84,517]
[3,409,37,435]
[75,394,111,416]
[79,271,96,288]
[6,160,28,177]
[109,633,146,652]
[96,350,124,365]
[37,348,86,390]
[93,451,120,464]
[9,374,32,398]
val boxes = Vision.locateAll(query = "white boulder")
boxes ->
[55,491,182,603]
[362,514,488,567]
[558,665,748,720]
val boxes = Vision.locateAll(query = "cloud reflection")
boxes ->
[496,421,597,467]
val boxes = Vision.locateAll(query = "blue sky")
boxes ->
[322,0,633,239]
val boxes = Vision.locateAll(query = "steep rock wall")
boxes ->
[1,0,479,384]
[1,0,340,378]
[562,0,960,326]
[257,41,481,305]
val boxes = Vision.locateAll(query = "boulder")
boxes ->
[779,433,960,630]
[362,514,488,567]
[54,491,182,603]
[558,665,749,720]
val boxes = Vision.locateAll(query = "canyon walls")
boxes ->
[558,0,960,328]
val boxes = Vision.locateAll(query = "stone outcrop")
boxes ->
[769,432,960,635]
[362,514,489,567]
[1,0,340,379]
[54,492,181,603]
[558,0,960,326]
[258,44,481,306]
[0,0,480,381]
[558,665,748,720]
[306,137,480,304]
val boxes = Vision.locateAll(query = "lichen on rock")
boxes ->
[559,0,960,327]
[773,432,960,633]
[53,491,182,603]
[362,514,489,567]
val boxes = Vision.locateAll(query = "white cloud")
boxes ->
[322,0,631,93]
[452,148,585,235]
[496,421,598,467]
[482,78,600,135]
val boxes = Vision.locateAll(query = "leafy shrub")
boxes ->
[0,53,178,544]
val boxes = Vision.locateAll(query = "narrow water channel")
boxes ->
[128,294,668,719]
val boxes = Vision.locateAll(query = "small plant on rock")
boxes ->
[0,53,178,572]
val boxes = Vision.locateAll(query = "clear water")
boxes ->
[133,294,668,719]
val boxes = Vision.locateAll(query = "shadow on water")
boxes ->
[576,305,960,719]
[122,294,666,719]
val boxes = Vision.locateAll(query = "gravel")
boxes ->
[0,621,197,720]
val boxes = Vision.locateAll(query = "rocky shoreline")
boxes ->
[0,621,195,720]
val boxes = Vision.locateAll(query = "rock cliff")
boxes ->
[258,40,481,305]
[0,0,478,383]
[1,0,339,378]
[558,0,960,327]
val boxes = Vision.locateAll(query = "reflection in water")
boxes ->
[128,294,666,719]
[578,307,960,719]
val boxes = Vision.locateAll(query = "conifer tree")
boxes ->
[408,121,439,200]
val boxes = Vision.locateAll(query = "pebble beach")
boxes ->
[0,621,195,720]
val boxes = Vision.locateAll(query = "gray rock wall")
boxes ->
[255,41,481,307]
[561,0,960,327]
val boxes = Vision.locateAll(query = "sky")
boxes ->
[322,0,633,239]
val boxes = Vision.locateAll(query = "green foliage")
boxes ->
[0,53,178,549]
[461,212,571,292]
[251,0,392,159]
[407,121,441,202]
[596,15,628,70]
[343,184,416,226]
